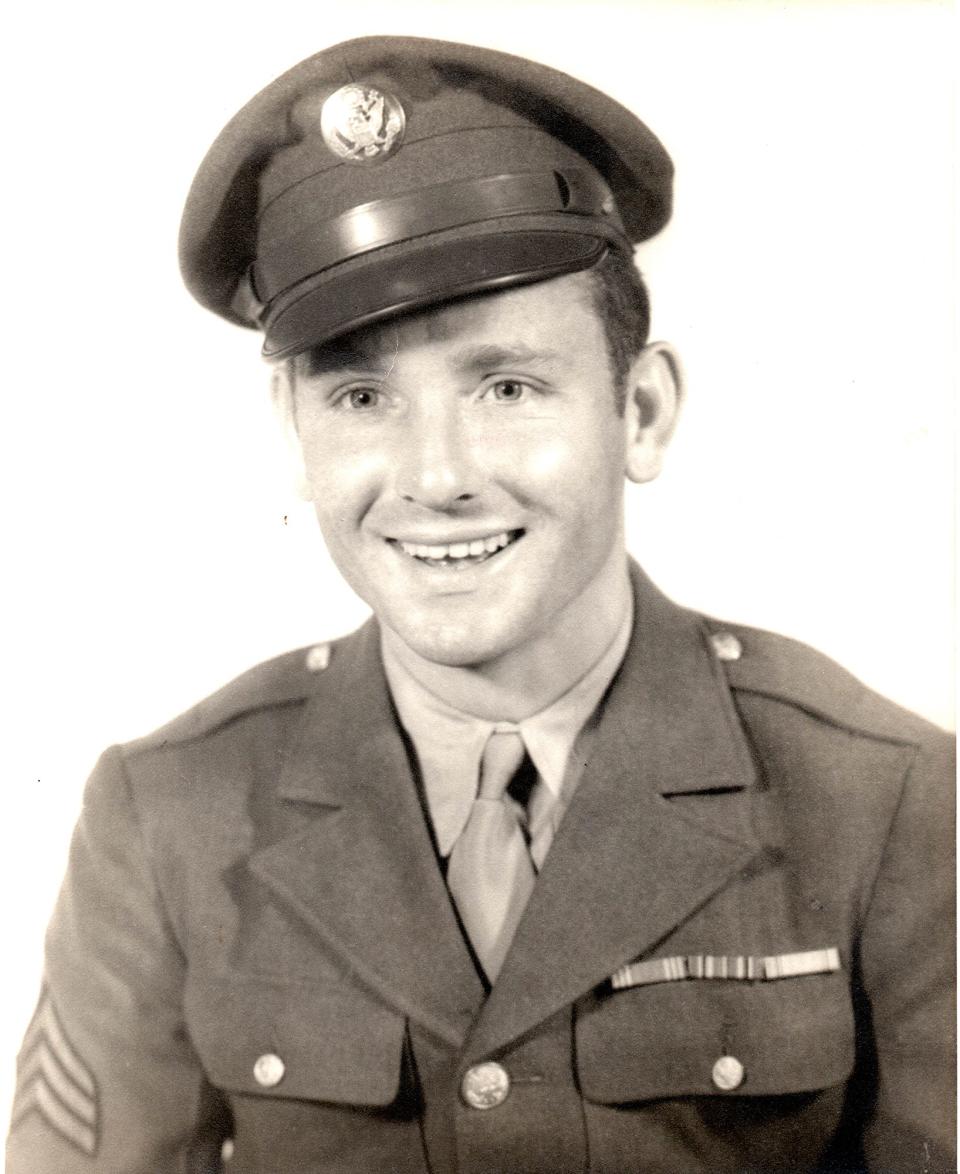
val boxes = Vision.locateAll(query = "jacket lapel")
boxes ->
[248,567,762,1058]
[248,620,484,1048]
[466,566,762,1060]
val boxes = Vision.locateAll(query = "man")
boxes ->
[8,34,954,1174]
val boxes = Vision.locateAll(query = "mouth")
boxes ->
[389,529,524,569]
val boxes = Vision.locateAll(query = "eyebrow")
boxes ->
[448,343,561,371]
[299,342,394,377]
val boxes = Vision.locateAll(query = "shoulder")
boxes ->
[120,636,349,759]
[699,616,952,753]
[695,617,954,856]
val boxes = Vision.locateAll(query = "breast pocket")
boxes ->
[184,972,407,1107]
[575,969,855,1103]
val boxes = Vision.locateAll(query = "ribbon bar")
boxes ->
[610,947,841,991]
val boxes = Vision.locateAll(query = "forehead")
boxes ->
[298,271,601,375]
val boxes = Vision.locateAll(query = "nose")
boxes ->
[395,403,479,509]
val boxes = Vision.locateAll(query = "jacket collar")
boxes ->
[251,563,760,1053]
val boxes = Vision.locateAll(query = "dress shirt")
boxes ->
[382,605,633,869]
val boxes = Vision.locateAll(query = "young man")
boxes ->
[8,36,954,1174]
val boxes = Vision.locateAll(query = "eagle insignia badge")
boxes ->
[320,83,405,163]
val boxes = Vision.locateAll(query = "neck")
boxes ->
[381,552,633,722]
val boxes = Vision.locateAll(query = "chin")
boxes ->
[388,613,523,670]
[396,629,496,669]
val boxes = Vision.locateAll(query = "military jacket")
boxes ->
[8,569,955,1172]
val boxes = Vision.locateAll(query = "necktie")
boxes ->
[447,731,537,982]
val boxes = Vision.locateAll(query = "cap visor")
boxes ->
[261,227,612,359]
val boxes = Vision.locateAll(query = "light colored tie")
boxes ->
[447,731,537,983]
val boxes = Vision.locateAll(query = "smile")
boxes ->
[390,529,523,568]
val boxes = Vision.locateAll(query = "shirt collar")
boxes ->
[382,603,633,855]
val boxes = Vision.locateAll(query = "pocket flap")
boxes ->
[185,973,406,1106]
[576,970,855,1103]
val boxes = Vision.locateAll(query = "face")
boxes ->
[285,273,650,668]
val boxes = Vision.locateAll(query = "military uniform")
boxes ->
[8,34,955,1173]
[8,568,954,1172]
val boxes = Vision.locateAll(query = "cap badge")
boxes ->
[320,83,405,163]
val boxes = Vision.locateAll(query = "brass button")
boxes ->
[461,1061,510,1109]
[252,1053,285,1088]
[305,643,331,672]
[710,632,742,662]
[711,1054,745,1091]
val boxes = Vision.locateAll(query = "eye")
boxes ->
[340,386,381,410]
[487,379,530,403]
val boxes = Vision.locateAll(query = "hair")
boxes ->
[583,246,651,415]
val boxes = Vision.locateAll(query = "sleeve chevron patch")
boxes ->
[11,990,99,1156]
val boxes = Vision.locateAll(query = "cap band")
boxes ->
[254,168,619,303]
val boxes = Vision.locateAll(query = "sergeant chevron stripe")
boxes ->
[611,947,841,991]
[10,990,98,1156]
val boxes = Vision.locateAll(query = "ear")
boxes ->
[623,341,685,484]
[270,362,313,501]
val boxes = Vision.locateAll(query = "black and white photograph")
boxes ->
[3,2,955,1170]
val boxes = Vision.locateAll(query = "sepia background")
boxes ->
[2,0,954,1126]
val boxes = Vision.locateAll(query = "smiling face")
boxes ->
[282,272,673,671]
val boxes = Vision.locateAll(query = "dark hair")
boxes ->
[584,246,651,414]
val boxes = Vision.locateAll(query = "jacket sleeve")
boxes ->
[858,728,956,1172]
[6,746,230,1173]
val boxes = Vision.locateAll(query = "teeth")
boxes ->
[397,530,514,561]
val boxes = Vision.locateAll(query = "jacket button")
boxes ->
[305,643,331,672]
[711,1054,745,1091]
[461,1061,510,1109]
[710,631,742,662]
[253,1053,285,1087]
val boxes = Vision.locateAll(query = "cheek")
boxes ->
[301,434,388,515]
[493,415,624,503]
[523,438,573,481]
[481,420,586,489]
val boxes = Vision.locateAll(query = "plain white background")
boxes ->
[2,0,955,1126]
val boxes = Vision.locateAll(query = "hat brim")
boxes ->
[260,223,616,359]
